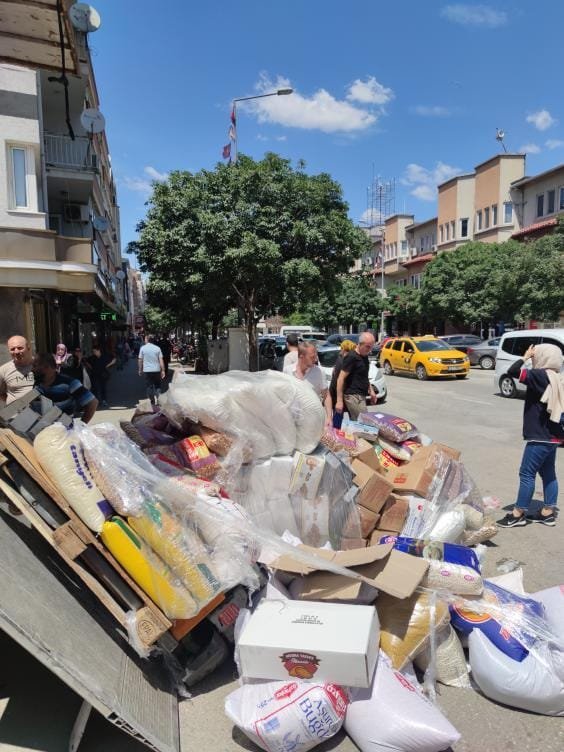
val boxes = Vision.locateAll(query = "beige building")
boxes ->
[437,173,475,251]
[402,217,438,288]
[0,1,126,361]
[379,214,414,286]
[472,154,525,243]
[510,163,564,240]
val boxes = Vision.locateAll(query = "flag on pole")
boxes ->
[230,106,236,126]
[229,124,236,142]
[222,143,231,160]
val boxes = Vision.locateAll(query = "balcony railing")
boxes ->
[44,134,97,171]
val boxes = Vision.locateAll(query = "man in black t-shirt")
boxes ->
[334,332,377,420]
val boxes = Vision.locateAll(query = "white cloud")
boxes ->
[546,138,564,149]
[359,208,386,226]
[519,143,541,154]
[440,4,507,27]
[347,76,394,105]
[275,135,287,142]
[526,109,557,131]
[402,161,461,202]
[411,105,452,117]
[144,165,169,181]
[244,73,390,133]
[256,133,287,143]
[121,176,152,194]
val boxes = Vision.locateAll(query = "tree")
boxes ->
[386,284,423,333]
[143,303,179,334]
[335,275,384,331]
[510,235,564,323]
[130,154,369,369]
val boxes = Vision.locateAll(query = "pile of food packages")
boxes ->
[31,370,564,752]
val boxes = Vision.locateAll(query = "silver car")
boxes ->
[466,337,500,370]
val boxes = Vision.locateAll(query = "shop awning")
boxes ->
[511,217,558,239]
[400,253,434,268]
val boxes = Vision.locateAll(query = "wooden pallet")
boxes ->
[0,428,172,648]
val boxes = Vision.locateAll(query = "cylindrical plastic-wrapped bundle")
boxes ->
[34,423,112,532]
[128,499,221,605]
[101,517,198,619]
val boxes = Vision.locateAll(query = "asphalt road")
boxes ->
[1,366,563,752]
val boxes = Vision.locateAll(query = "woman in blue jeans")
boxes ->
[497,343,563,528]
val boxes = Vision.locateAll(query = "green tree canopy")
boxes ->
[335,275,384,331]
[129,154,370,368]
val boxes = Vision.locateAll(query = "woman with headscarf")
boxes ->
[54,343,69,372]
[329,339,357,429]
[497,343,564,528]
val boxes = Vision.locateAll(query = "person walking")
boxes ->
[497,344,564,528]
[62,345,91,389]
[0,335,35,405]
[87,346,116,408]
[283,333,299,370]
[328,339,356,428]
[138,334,165,406]
[54,343,70,372]
[158,335,172,377]
[334,332,378,421]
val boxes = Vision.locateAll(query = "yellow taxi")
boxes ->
[380,336,470,380]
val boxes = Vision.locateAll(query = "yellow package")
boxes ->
[101,517,197,619]
[129,500,221,605]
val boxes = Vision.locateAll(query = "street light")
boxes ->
[231,88,293,162]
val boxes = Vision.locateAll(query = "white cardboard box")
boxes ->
[237,599,379,688]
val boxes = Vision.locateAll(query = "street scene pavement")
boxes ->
[1,364,562,752]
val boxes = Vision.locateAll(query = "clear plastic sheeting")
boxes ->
[163,371,325,464]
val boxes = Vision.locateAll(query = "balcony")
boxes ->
[45,134,97,171]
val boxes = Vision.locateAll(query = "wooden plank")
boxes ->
[53,521,87,560]
[0,429,172,631]
[169,593,225,641]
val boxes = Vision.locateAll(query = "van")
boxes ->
[494,328,564,397]
[279,325,313,336]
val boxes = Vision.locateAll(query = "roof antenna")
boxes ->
[496,128,508,153]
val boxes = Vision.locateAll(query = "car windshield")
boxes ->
[317,349,340,367]
[416,340,453,352]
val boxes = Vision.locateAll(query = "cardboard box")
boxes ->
[411,442,461,462]
[387,442,460,496]
[358,505,381,538]
[237,599,379,687]
[369,530,399,545]
[378,493,409,533]
[351,441,381,471]
[290,451,325,499]
[271,542,428,600]
[339,537,368,550]
[351,459,394,513]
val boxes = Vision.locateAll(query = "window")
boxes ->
[451,221,455,239]
[501,335,541,356]
[401,240,407,252]
[484,207,490,229]
[403,342,414,353]
[476,210,482,231]
[542,337,564,354]
[492,204,498,225]
[560,187,564,211]
[440,225,444,243]
[460,218,469,237]
[537,194,544,217]
[392,340,403,351]
[504,202,513,223]
[445,223,450,241]
[547,189,555,214]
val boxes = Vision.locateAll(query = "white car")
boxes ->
[317,346,387,403]
[494,328,564,397]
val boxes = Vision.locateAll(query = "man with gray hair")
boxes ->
[0,335,35,406]
[334,332,377,420]
[284,341,332,424]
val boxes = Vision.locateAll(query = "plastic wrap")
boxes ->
[415,624,471,689]
[163,371,325,466]
[34,423,112,532]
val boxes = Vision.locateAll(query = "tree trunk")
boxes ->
[195,323,209,373]
[246,309,258,372]
[211,318,219,341]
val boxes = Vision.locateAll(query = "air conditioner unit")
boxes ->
[64,203,90,223]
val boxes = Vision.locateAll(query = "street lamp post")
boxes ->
[231,88,293,163]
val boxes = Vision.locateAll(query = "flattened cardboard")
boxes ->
[351,459,394,513]
[353,445,381,473]
[339,537,368,550]
[272,543,428,600]
[358,506,381,538]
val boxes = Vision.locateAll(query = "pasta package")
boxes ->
[174,436,221,478]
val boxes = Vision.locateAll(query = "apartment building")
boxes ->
[437,173,475,251]
[402,217,437,289]
[510,163,564,241]
[472,154,524,243]
[379,214,414,286]
[0,1,125,361]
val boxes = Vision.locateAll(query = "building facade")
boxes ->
[510,164,564,241]
[0,1,126,361]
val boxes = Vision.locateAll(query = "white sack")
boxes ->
[345,651,460,752]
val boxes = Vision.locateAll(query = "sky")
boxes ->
[88,1,564,263]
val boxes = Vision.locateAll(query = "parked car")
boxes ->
[380,336,470,380]
[316,345,387,403]
[258,336,287,371]
[495,328,564,397]
[466,337,500,370]
[301,331,328,342]
[438,334,483,354]
[326,333,380,358]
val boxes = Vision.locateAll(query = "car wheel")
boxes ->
[479,355,495,370]
[383,360,394,376]
[415,364,428,381]
[499,375,516,398]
